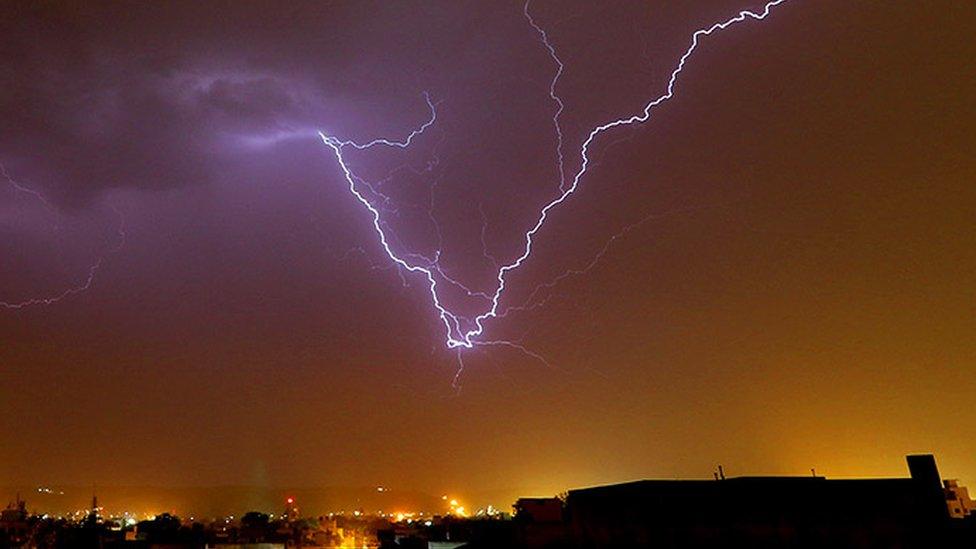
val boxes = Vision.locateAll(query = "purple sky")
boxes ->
[1,0,974,507]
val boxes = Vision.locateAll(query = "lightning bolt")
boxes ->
[1,161,57,217]
[320,0,789,350]
[497,202,731,321]
[1,163,126,310]
[496,210,663,320]
[523,0,567,193]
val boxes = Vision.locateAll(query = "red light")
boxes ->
[286,497,294,504]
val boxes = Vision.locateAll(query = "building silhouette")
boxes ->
[562,454,966,549]
[0,495,29,546]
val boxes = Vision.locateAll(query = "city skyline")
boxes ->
[3,453,975,547]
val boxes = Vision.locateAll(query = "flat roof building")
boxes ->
[564,454,960,549]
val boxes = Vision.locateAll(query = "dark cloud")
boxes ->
[0,0,661,206]
[0,25,316,205]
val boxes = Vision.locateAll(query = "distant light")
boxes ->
[286,497,294,504]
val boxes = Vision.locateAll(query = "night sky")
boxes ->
[1,0,974,510]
